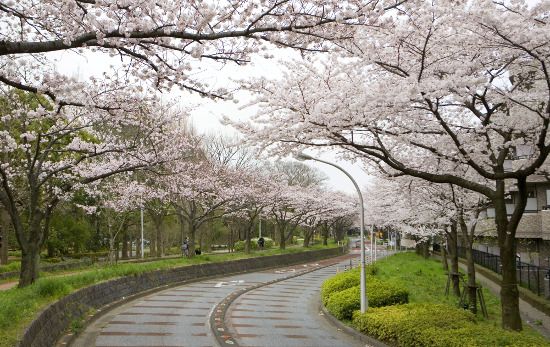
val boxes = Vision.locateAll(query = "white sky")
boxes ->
[54,49,372,194]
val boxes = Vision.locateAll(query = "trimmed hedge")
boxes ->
[352,303,550,347]
[320,265,379,306]
[321,268,361,305]
[326,279,408,320]
[234,238,274,252]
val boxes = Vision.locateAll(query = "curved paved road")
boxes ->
[71,253,370,347]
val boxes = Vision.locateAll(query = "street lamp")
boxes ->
[140,205,145,259]
[295,152,368,312]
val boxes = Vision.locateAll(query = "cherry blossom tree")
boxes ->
[0,0,400,103]
[225,172,274,253]
[303,190,356,246]
[237,1,549,330]
[169,157,251,255]
[368,175,489,312]
[0,88,191,286]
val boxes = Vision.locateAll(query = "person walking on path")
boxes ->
[181,238,189,258]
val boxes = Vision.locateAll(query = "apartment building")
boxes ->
[476,173,550,265]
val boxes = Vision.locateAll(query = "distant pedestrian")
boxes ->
[258,237,265,249]
[182,238,189,257]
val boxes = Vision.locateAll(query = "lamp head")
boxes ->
[295,152,314,161]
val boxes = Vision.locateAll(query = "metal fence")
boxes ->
[457,247,550,297]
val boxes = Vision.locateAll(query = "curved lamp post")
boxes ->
[295,152,368,313]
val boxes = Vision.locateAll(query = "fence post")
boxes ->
[527,264,531,291]
[537,268,540,296]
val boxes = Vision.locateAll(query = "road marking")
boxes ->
[299,263,320,268]
[215,280,245,287]
[275,269,296,274]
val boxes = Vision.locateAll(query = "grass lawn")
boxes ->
[367,252,547,344]
[0,242,338,347]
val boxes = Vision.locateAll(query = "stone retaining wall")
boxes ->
[17,247,344,347]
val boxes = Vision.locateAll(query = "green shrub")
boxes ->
[366,264,378,276]
[325,279,408,320]
[262,238,274,248]
[234,238,273,252]
[321,265,380,305]
[321,268,360,305]
[420,324,549,347]
[352,303,549,347]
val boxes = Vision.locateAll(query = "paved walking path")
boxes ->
[71,253,372,347]
[0,280,17,290]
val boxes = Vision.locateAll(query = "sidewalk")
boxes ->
[457,262,550,339]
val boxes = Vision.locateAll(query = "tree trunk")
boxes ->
[19,248,40,287]
[0,208,8,265]
[121,230,129,260]
[322,223,329,246]
[150,234,156,257]
[108,237,116,265]
[422,240,430,258]
[499,239,521,330]
[17,211,53,287]
[157,227,163,257]
[448,222,461,296]
[459,208,481,315]
[0,224,8,265]
[462,232,477,313]
[303,228,312,248]
[129,236,133,258]
[277,223,286,250]
[188,221,197,257]
[441,242,449,271]
[494,178,523,331]
[465,246,478,314]
[244,223,252,254]
[136,236,141,258]
[154,217,164,257]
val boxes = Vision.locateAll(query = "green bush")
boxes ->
[234,238,273,252]
[352,303,549,347]
[321,265,379,305]
[366,263,378,276]
[262,238,274,248]
[325,279,408,320]
[321,268,361,305]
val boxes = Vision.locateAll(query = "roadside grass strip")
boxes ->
[322,252,550,346]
